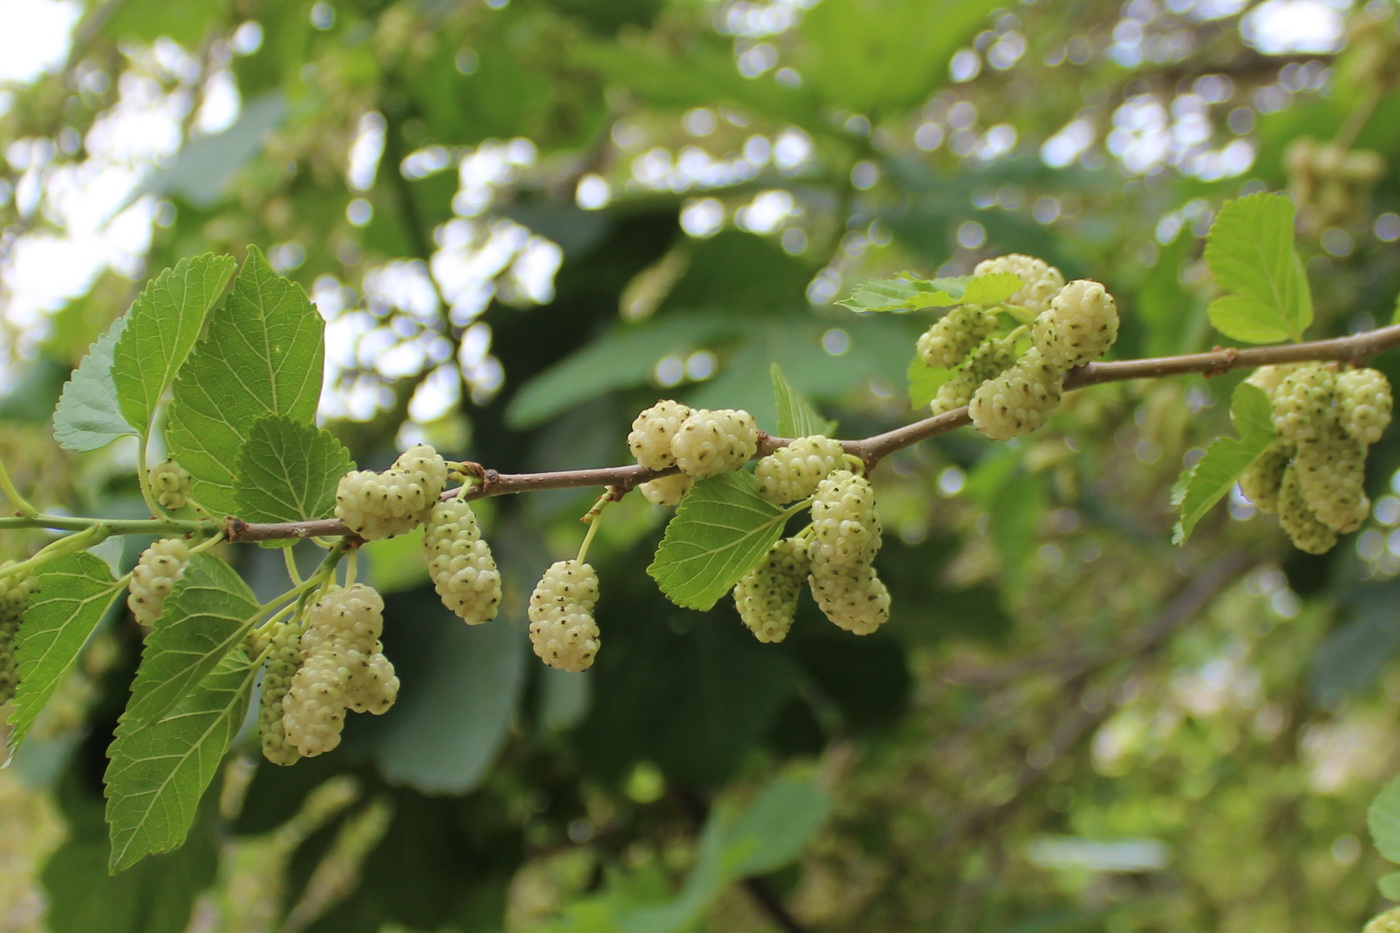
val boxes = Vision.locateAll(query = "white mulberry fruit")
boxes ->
[423,497,502,625]
[974,254,1065,316]
[1294,424,1370,533]
[281,648,348,757]
[528,559,601,672]
[916,307,996,369]
[809,559,890,635]
[755,435,845,504]
[672,408,758,478]
[392,443,449,511]
[334,470,423,540]
[734,538,810,643]
[1246,364,1303,399]
[149,459,191,509]
[968,347,1065,440]
[1336,367,1392,445]
[810,470,881,566]
[1271,364,1336,444]
[640,473,693,506]
[127,537,190,626]
[1032,279,1118,371]
[628,399,692,470]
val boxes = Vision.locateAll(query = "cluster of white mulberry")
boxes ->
[258,583,399,764]
[334,444,451,541]
[627,400,759,504]
[127,537,190,626]
[1240,363,1393,553]
[1284,137,1386,233]
[148,459,191,510]
[0,566,35,705]
[917,254,1120,442]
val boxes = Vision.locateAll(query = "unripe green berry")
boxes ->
[0,566,35,704]
[1277,463,1338,554]
[1294,423,1370,533]
[258,621,303,766]
[149,459,192,509]
[734,537,810,643]
[930,334,1018,415]
[916,307,996,369]
[1238,440,1293,514]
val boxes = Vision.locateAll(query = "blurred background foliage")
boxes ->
[2,0,1400,930]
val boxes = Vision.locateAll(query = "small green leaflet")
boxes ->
[52,315,139,451]
[104,646,258,873]
[1370,775,1400,866]
[647,472,792,610]
[5,552,125,759]
[1172,382,1275,544]
[770,363,836,438]
[907,355,955,410]
[166,246,325,515]
[235,415,352,540]
[835,271,1021,313]
[123,553,262,729]
[111,253,236,438]
[1204,193,1313,344]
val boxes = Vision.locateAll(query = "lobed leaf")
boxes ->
[166,246,324,515]
[646,472,792,610]
[52,315,139,451]
[122,553,263,730]
[5,552,125,759]
[111,253,236,437]
[1204,193,1313,344]
[770,363,836,438]
[235,415,352,536]
[104,646,258,872]
[1172,383,1275,544]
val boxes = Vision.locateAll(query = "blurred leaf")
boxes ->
[1311,580,1400,707]
[103,0,228,45]
[43,773,221,933]
[5,552,124,759]
[105,647,258,872]
[795,0,998,117]
[647,473,792,611]
[111,254,236,437]
[1204,193,1312,344]
[357,590,527,794]
[1381,872,1400,901]
[53,315,138,451]
[123,554,262,729]
[836,272,1020,313]
[167,247,324,515]
[770,363,835,438]
[152,95,286,208]
[724,774,831,876]
[907,354,955,410]
[1370,775,1400,864]
[1173,383,1275,544]
[235,416,352,536]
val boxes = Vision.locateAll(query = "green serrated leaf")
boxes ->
[123,553,262,729]
[835,277,945,313]
[235,416,352,537]
[104,646,258,872]
[1204,193,1312,344]
[770,363,835,438]
[111,254,236,437]
[1380,872,1400,901]
[646,472,792,610]
[1370,776,1400,864]
[52,315,139,451]
[166,246,324,515]
[907,355,955,410]
[1173,383,1276,544]
[961,271,1023,306]
[4,552,125,759]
